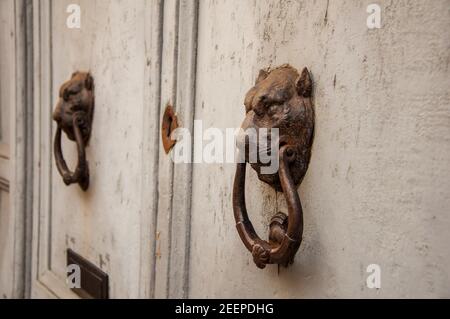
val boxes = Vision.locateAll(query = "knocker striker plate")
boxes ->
[161,104,179,154]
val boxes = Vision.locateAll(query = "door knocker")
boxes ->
[233,64,314,269]
[53,71,94,191]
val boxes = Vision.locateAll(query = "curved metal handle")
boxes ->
[233,145,303,269]
[54,112,89,191]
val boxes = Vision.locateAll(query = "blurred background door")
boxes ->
[29,0,161,298]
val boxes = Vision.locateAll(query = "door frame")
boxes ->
[4,0,34,299]
[152,0,199,299]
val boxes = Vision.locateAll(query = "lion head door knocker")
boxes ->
[52,71,94,191]
[233,64,314,269]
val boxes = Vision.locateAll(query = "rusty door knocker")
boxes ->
[53,71,94,191]
[233,65,314,269]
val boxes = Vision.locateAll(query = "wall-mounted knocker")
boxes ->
[233,64,314,269]
[53,71,94,191]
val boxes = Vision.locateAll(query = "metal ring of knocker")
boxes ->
[233,145,303,269]
[232,64,314,269]
[54,112,90,191]
[53,71,94,191]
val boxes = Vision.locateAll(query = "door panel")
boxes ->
[31,0,160,298]
[187,0,450,298]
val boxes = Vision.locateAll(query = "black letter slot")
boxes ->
[67,249,109,299]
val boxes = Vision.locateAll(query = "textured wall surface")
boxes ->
[188,0,450,298]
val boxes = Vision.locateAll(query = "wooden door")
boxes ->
[2,0,448,299]
[182,0,450,298]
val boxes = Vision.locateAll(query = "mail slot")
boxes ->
[67,249,109,299]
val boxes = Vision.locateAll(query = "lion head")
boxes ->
[238,64,314,191]
[53,71,94,144]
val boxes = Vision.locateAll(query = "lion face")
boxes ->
[53,71,94,143]
[238,64,314,191]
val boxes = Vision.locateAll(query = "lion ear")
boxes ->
[85,73,93,90]
[296,67,312,97]
[255,69,268,85]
